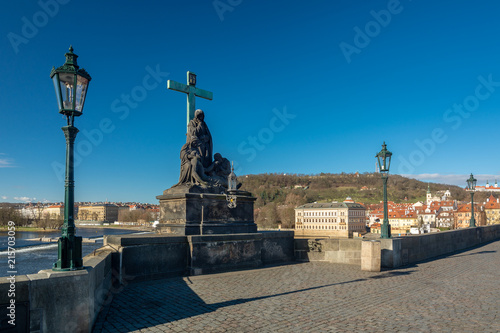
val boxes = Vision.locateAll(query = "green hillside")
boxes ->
[238,172,480,229]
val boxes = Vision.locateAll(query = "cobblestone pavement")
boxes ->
[93,241,500,332]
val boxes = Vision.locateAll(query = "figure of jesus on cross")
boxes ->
[167,71,213,131]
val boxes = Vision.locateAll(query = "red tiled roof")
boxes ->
[456,203,481,212]
[485,195,500,209]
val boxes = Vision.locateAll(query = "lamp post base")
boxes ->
[53,236,84,271]
[381,222,391,239]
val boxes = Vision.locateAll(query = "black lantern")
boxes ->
[466,173,477,191]
[50,46,91,123]
[376,142,392,173]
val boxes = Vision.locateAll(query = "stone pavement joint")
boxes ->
[93,241,500,332]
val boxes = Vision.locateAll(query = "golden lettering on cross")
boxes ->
[167,71,213,131]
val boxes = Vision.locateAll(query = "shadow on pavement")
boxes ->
[93,266,415,332]
[450,250,496,258]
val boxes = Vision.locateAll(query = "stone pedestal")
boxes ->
[361,240,381,272]
[156,185,257,235]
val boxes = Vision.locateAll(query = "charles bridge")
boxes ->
[2,224,499,332]
[94,238,500,332]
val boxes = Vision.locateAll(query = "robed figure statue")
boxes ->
[187,109,213,169]
[175,108,240,189]
[176,141,211,186]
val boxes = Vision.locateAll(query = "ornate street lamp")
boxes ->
[466,173,477,228]
[51,46,91,271]
[376,142,392,239]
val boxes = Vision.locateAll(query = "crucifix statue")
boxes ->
[167,71,213,131]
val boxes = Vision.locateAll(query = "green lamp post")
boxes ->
[466,173,477,228]
[376,142,392,239]
[51,46,91,271]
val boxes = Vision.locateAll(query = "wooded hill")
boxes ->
[238,172,485,229]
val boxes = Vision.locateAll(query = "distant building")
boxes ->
[436,209,454,228]
[387,210,418,234]
[77,204,119,223]
[415,206,437,228]
[294,197,366,238]
[426,184,452,205]
[43,205,64,219]
[475,180,500,192]
[453,203,485,228]
[484,194,500,225]
[370,222,381,234]
[18,204,44,220]
[147,208,160,221]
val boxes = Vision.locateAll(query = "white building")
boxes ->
[294,197,366,238]
[475,180,500,192]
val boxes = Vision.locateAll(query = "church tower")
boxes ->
[426,184,432,205]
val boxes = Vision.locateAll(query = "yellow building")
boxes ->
[77,204,119,223]
[484,194,500,225]
[454,204,485,228]
[294,197,366,238]
[388,210,418,234]
[43,205,64,219]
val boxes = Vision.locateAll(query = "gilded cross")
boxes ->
[167,71,213,131]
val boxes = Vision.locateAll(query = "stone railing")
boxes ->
[105,231,295,281]
[0,249,114,333]
[5,225,499,332]
[294,238,363,265]
[380,224,500,267]
[294,225,500,271]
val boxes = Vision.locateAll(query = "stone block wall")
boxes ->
[0,249,114,333]
[104,234,190,282]
[105,231,295,281]
[188,234,263,275]
[261,231,295,264]
[294,238,363,265]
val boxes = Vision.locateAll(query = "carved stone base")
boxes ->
[156,186,257,235]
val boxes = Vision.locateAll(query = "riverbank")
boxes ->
[0,227,154,276]
[0,226,58,232]
[0,225,153,232]
[78,224,153,231]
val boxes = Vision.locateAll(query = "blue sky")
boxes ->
[2,0,500,204]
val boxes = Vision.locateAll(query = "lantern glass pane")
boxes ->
[75,75,89,112]
[58,72,76,110]
[52,74,63,111]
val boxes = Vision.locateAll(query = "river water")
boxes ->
[0,227,150,277]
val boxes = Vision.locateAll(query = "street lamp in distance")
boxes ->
[376,142,392,239]
[466,173,477,228]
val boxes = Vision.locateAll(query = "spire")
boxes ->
[427,183,431,194]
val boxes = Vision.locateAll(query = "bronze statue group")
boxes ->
[176,109,235,189]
